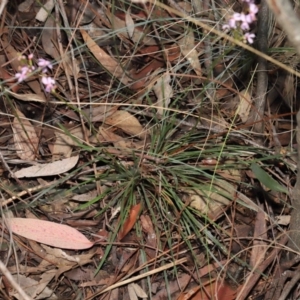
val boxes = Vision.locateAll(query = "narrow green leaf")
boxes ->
[251,163,288,194]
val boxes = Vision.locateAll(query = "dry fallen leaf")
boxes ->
[81,29,129,85]
[11,273,57,300]
[99,127,135,149]
[12,109,39,161]
[128,283,148,300]
[14,155,79,178]
[4,88,46,102]
[275,215,290,226]
[236,89,252,123]
[52,127,84,160]
[184,179,235,219]
[106,10,157,45]
[153,72,173,115]
[118,203,142,241]
[104,110,146,139]
[125,9,135,39]
[42,16,75,76]
[7,218,94,250]
[178,28,201,76]
[35,0,55,22]
[250,210,267,269]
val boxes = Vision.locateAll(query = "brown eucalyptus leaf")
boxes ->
[81,29,129,84]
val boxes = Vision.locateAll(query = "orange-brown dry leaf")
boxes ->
[118,203,142,241]
[214,282,236,300]
[179,281,236,300]
[12,109,39,161]
[81,29,129,85]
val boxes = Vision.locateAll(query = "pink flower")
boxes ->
[41,76,56,92]
[222,24,230,30]
[240,13,253,30]
[38,58,53,73]
[15,66,30,82]
[244,32,255,44]
[249,3,258,15]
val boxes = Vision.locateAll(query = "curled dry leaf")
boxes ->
[153,72,173,115]
[128,283,148,300]
[236,89,252,123]
[184,179,236,219]
[125,9,135,39]
[106,10,157,45]
[52,127,84,160]
[178,28,201,76]
[131,283,148,298]
[7,218,94,250]
[98,127,135,149]
[104,110,146,139]
[13,109,39,161]
[14,155,79,178]
[11,274,57,300]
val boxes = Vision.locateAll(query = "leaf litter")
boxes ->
[0,0,297,299]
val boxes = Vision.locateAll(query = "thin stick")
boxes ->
[0,260,33,300]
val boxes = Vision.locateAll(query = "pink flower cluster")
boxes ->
[222,0,258,44]
[16,55,56,93]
